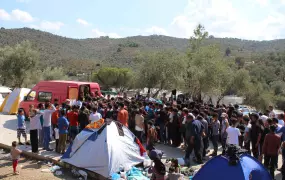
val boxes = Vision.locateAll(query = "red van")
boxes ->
[19,80,101,115]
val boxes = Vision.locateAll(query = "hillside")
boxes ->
[1,27,285,67]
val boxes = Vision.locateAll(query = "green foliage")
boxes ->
[185,24,233,101]
[92,67,133,91]
[136,50,185,96]
[41,67,69,81]
[0,40,39,87]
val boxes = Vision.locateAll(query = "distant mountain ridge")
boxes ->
[1,27,285,67]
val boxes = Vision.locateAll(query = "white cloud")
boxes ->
[11,9,34,22]
[145,26,169,36]
[16,0,31,3]
[92,29,121,38]
[169,0,285,40]
[255,0,268,6]
[0,9,11,21]
[39,21,64,31]
[76,18,90,26]
[0,9,34,22]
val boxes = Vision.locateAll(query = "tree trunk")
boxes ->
[152,88,162,98]
[198,89,202,103]
[217,96,224,105]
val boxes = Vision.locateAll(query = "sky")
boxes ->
[1,0,285,40]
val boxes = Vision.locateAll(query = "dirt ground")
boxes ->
[0,157,78,180]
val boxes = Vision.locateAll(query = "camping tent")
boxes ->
[0,88,30,114]
[61,119,147,178]
[0,86,12,106]
[193,154,271,180]
[0,86,12,94]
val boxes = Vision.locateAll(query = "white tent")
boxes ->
[0,86,12,94]
[61,120,147,178]
[0,88,30,114]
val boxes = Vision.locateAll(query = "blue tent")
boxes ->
[193,154,271,180]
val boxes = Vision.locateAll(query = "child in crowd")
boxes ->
[17,109,29,145]
[170,159,180,173]
[10,141,22,175]
[54,125,59,152]
[146,121,157,153]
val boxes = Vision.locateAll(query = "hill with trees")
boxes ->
[1,27,285,68]
[1,26,285,111]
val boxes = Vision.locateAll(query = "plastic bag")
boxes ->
[55,170,63,176]
[177,158,185,166]
[78,170,88,180]
[50,165,61,172]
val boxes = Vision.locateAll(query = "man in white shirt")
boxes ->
[89,106,102,123]
[42,103,56,151]
[269,105,276,119]
[227,118,241,145]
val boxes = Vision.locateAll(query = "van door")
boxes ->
[68,86,78,105]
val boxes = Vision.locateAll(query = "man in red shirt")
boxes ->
[67,105,79,141]
[262,125,281,179]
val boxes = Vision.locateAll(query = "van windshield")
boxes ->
[26,91,36,101]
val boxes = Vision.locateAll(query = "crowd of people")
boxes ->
[15,93,285,179]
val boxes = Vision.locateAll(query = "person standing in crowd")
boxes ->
[105,103,113,119]
[226,118,241,145]
[135,109,144,143]
[185,113,195,164]
[146,121,157,152]
[180,108,188,148]
[199,112,209,158]
[57,109,69,154]
[78,104,90,131]
[275,118,285,164]
[17,109,29,145]
[220,113,229,154]
[89,106,102,123]
[210,113,220,156]
[190,115,204,164]
[117,103,129,127]
[38,103,45,147]
[54,125,59,152]
[278,113,285,126]
[269,105,276,118]
[262,125,281,179]
[29,109,42,153]
[51,104,60,138]
[250,113,262,159]
[243,115,251,153]
[257,119,265,162]
[42,103,56,151]
[170,108,181,147]
[236,112,246,147]
[67,105,79,142]
[157,104,167,144]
